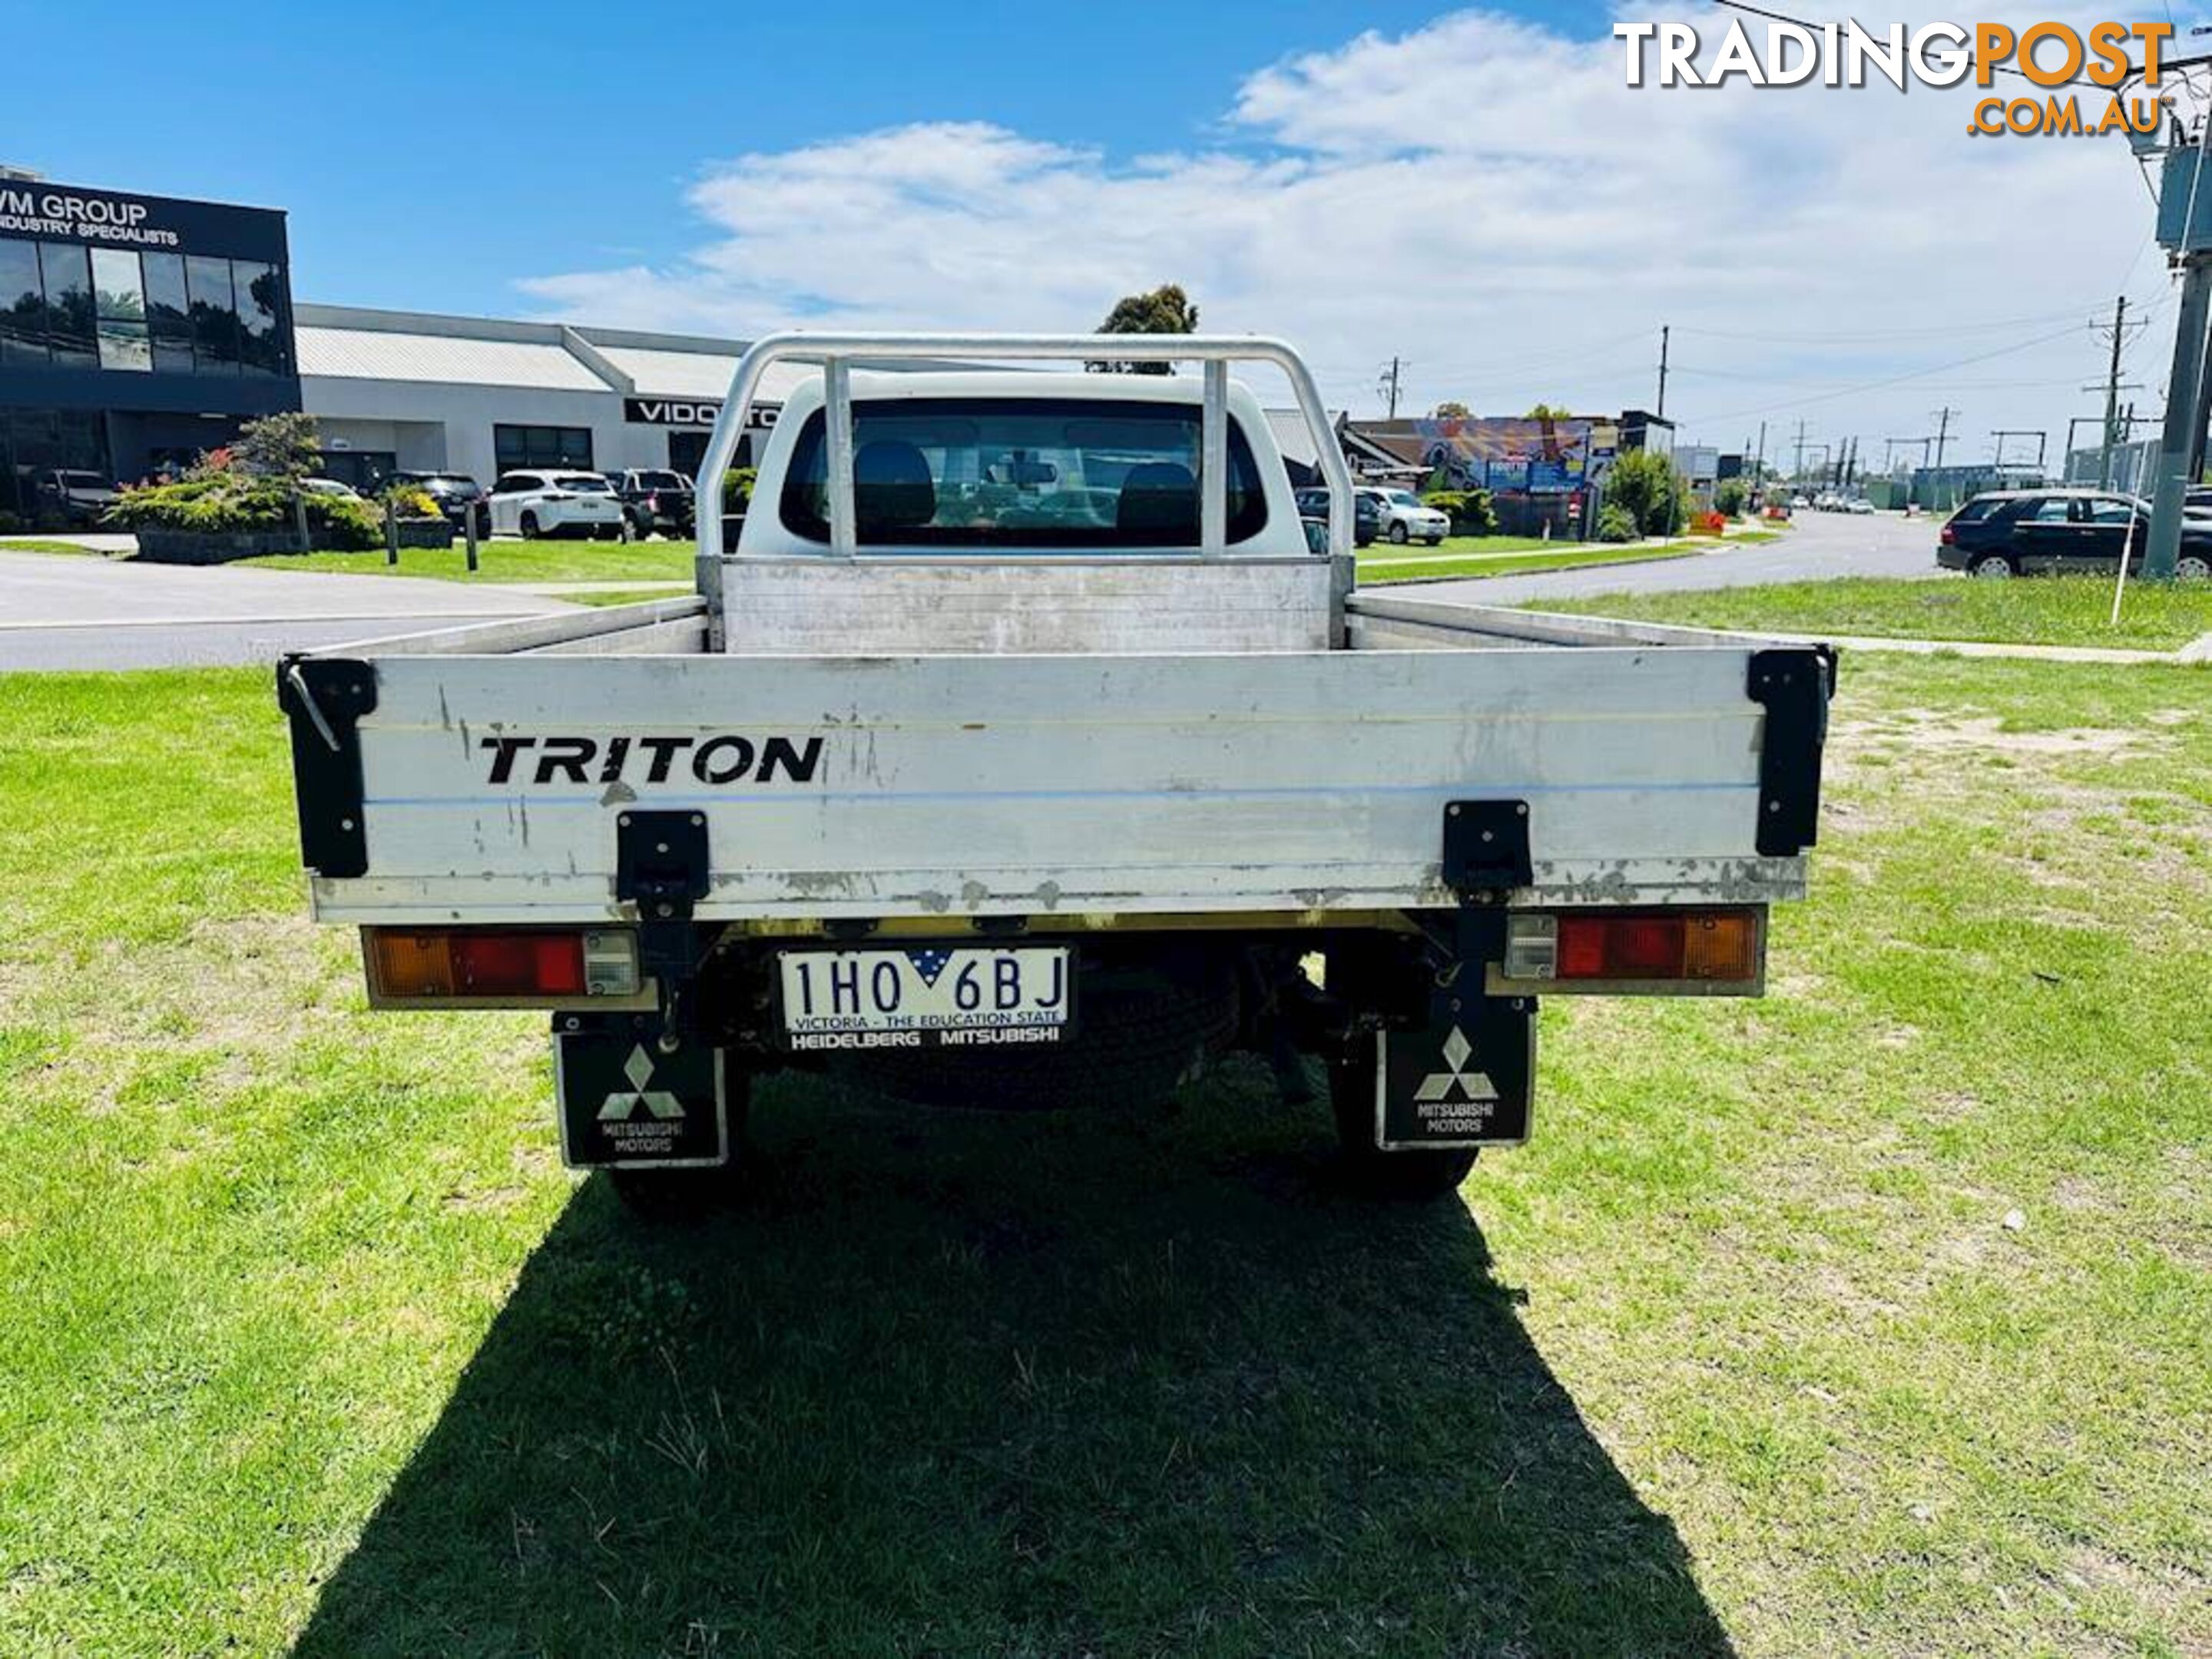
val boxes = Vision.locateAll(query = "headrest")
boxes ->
[853,439,936,535]
[1116,461,1198,539]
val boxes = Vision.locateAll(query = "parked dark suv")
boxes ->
[606,469,697,539]
[1937,489,2212,580]
[1293,486,1379,548]
[387,471,490,538]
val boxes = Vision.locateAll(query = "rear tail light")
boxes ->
[1939,525,1955,545]
[363,927,639,1005]
[1495,909,1763,993]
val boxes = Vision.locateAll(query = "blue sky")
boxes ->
[2,1,2174,453]
[9,0,1597,314]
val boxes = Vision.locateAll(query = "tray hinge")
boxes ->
[1747,647,1835,856]
[616,810,710,1028]
[1441,798,1530,968]
[276,657,377,879]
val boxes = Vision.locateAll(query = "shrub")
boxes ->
[1419,488,1497,535]
[721,467,757,512]
[104,476,382,550]
[1604,449,1688,537]
[377,483,442,519]
[1714,477,1748,516]
[233,412,321,483]
[1594,503,1638,542]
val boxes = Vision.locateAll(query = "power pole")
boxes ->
[1990,429,2045,476]
[2144,251,2212,581]
[1753,419,1767,495]
[1791,419,1809,483]
[1656,325,1671,419]
[2098,294,2128,487]
[1378,356,1404,419]
[1932,406,1958,472]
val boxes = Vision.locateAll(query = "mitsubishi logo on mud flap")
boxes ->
[1414,1027,1499,1105]
[598,1045,685,1122]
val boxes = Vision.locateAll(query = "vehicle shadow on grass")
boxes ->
[294,1061,1732,1658]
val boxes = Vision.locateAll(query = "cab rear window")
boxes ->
[777,397,1270,549]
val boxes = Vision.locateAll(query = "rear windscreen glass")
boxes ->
[777,396,1270,549]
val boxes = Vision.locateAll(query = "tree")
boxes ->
[1432,400,1470,419]
[232,412,321,484]
[1525,402,1573,422]
[1603,447,1688,537]
[1714,477,1749,517]
[1088,283,1198,375]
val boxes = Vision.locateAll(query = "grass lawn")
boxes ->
[1359,544,1699,584]
[0,538,110,557]
[233,539,699,584]
[1537,575,2212,652]
[2,657,2209,1654]
[564,585,695,608]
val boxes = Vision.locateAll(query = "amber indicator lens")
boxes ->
[1551,910,1758,982]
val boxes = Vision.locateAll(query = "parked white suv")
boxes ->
[1359,485,1450,546]
[485,471,628,540]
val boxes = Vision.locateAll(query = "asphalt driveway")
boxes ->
[1411,508,1936,607]
[0,551,572,671]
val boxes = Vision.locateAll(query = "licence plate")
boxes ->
[778,946,1072,1051]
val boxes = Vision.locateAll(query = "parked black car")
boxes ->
[1293,485,1379,548]
[1937,489,2212,580]
[386,471,491,538]
[606,469,697,539]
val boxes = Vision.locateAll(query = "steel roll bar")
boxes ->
[693,332,1355,561]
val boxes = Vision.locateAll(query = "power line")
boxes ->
[1671,306,2121,345]
[1685,323,2088,425]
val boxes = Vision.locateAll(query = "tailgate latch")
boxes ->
[276,657,377,879]
[616,810,710,1032]
[1748,646,1834,856]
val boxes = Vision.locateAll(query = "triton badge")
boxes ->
[479,733,824,786]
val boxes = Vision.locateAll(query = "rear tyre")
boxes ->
[1327,1046,1477,1201]
[2177,552,2210,581]
[1388,522,1410,545]
[1969,552,2013,579]
[519,512,541,541]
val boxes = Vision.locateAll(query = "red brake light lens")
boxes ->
[1545,911,1760,983]
[363,928,627,1002]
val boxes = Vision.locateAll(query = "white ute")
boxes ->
[279,333,1833,1209]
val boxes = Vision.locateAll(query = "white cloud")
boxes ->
[518,7,2179,461]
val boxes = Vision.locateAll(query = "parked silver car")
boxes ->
[1358,485,1450,545]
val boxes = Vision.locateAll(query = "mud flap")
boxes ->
[1375,997,1535,1150]
[554,1014,731,1170]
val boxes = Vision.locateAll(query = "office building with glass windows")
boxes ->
[0,174,299,519]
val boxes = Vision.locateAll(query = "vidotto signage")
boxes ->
[623,396,778,429]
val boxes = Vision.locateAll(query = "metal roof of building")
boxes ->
[296,325,608,391]
[1263,407,1344,469]
[598,346,817,403]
